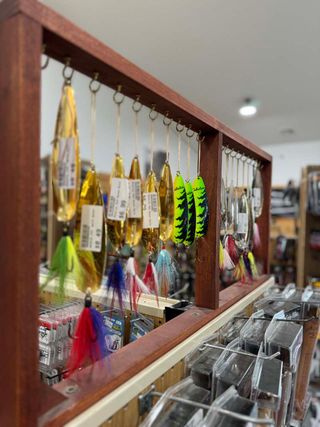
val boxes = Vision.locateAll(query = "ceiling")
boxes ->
[43,0,320,146]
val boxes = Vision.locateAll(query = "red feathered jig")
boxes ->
[66,293,108,377]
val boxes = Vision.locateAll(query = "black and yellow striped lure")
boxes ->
[184,181,196,246]
[192,176,209,238]
[173,173,188,244]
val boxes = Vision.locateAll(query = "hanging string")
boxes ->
[149,106,158,171]
[176,121,184,174]
[113,85,124,155]
[247,158,251,197]
[242,155,246,190]
[178,131,181,173]
[89,73,101,167]
[90,91,97,167]
[236,155,240,187]
[196,132,204,177]
[186,127,194,181]
[187,140,191,181]
[132,96,142,158]
[163,113,172,163]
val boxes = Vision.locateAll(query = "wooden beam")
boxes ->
[195,132,222,309]
[38,276,271,426]
[255,159,272,274]
[13,0,271,162]
[0,12,42,427]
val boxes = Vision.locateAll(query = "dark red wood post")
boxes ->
[195,131,222,309]
[255,160,272,274]
[0,10,42,427]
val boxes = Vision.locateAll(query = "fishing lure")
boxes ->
[173,173,188,244]
[159,161,174,242]
[107,154,127,251]
[184,180,196,246]
[51,83,81,222]
[143,258,159,301]
[42,233,83,301]
[107,259,126,313]
[66,292,109,377]
[74,167,106,292]
[192,175,209,238]
[45,77,82,299]
[126,156,143,247]
[126,254,150,312]
[142,170,160,253]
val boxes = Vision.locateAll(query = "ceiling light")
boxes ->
[239,98,257,117]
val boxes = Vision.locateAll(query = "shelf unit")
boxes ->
[0,1,273,426]
[297,165,320,287]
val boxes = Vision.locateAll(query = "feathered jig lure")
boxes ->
[66,293,108,377]
[126,254,150,312]
[143,258,160,301]
[107,259,126,312]
[44,78,83,300]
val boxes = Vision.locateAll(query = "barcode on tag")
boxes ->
[107,178,128,221]
[253,187,261,208]
[80,205,104,252]
[143,192,159,229]
[128,179,142,218]
[237,212,248,234]
[57,137,76,189]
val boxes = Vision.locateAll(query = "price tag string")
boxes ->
[113,85,125,155]
[89,73,101,167]
[149,106,158,171]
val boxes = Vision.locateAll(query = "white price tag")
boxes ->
[237,212,248,234]
[58,137,76,189]
[80,205,104,252]
[185,409,203,427]
[253,187,261,208]
[143,192,159,229]
[107,178,128,221]
[128,179,142,218]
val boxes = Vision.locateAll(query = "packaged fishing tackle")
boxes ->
[74,74,106,292]
[252,161,264,249]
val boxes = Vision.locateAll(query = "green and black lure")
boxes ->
[184,181,196,246]
[192,175,209,238]
[173,173,188,244]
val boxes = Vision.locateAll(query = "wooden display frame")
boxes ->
[0,1,272,426]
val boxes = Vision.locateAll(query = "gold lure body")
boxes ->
[159,161,174,243]
[51,83,81,222]
[126,156,143,247]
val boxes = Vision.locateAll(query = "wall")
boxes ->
[261,141,320,186]
[41,58,197,180]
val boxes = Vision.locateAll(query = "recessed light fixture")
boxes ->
[239,98,257,117]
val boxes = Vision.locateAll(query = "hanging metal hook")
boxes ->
[132,95,143,113]
[186,125,195,138]
[62,57,74,84]
[176,120,184,133]
[149,104,158,121]
[41,44,50,70]
[89,72,101,93]
[241,154,247,163]
[113,85,125,105]
[230,150,237,158]
[163,111,172,127]
[196,131,205,143]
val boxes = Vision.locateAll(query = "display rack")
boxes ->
[0,1,272,426]
[297,165,320,287]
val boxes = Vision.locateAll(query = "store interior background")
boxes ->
[41,0,320,186]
